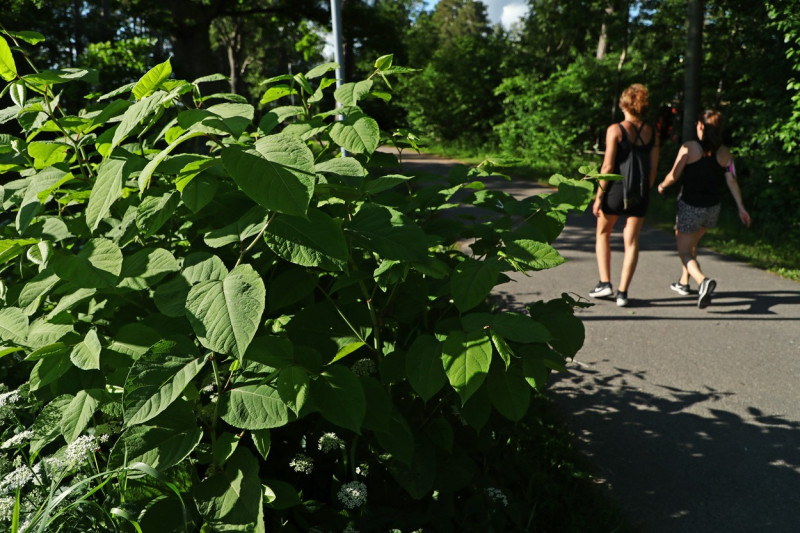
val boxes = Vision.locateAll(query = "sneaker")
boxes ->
[589,281,613,298]
[616,291,629,307]
[697,278,716,309]
[670,282,691,296]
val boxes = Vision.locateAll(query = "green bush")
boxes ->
[0,31,595,532]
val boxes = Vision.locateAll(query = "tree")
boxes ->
[682,0,703,140]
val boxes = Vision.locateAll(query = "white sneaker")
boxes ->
[590,281,613,298]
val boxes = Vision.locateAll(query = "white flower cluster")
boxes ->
[289,454,314,474]
[355,463,369,477]
[0,390,20,409]
[0,496,14,522]
[64,435,97,467]
[0,465,33,494]
[2,430,34,449]
[485,487,509,507]
[318,432,345,453]
[351,358,376,377]
[337,481,367,509]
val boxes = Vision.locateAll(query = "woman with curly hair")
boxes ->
[657,109,751,309]
[590,83,660,307]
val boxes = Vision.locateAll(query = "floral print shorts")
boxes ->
[675,200,721,233]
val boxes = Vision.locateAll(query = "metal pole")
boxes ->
[331,0,344,90]
[330,0,346,155]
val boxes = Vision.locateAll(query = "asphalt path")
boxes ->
[395,150,800,533]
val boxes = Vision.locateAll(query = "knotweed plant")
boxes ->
[0,28,597,532]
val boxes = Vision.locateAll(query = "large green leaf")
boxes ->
[196,448,265,533]
[491,312,552,343]
[136,191,180,238]
[203,206,268,249]
[501,239,565,271]
[118,247,180,290]
[0,35,17,81]
[29,350,71,391]
[30,395,72,455]
[52,238,123,288]
[111,424,202,472]
[70,329,102,370]
[109,401,202,470]
[86,156,127,231]
[405,335,446,402]
[0,307,28,345]
[132,58,172,100]
[221,133,315,216]
[528,297,585,358]
[450,257,503,312]
[123,340,208,427]
[110,90,168,151]
[17,269,59,315]
[441,330,492,405]
[185,264,265,360]
[220,384,290,430]
[264,208,348,271]
[276,366,309,416]
[334,80,373,106]
[329,111,379,154]
[487,363,530,422]
[153,252,227,317]
[60,389,102,442]
[311,364,366,433]
[345,203,428,261]
[16,166,68,233]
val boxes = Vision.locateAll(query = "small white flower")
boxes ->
[64,435,97,466]
[351,358,376,377]
[318,432,345,453]
[0,496,14,521]
[2,430,33,449]
[337,481,367,509]
[289,454,314,474]
[355,463,369,477]
[0,465,33,493]
[485,487,508,507]
[0,390,20,409]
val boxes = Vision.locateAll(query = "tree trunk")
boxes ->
[596,5,614,60]
[683,0,703,142]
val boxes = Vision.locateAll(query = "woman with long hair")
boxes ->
[657,109,751,308]
[590,83,659,307]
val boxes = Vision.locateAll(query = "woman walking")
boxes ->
[590,83,659,307]
[657,109,751,308]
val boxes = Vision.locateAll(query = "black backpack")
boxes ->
[617,122,653,210]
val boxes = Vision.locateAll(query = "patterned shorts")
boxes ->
[675,200,721,234]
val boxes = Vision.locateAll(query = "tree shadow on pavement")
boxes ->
[549,361,800,533]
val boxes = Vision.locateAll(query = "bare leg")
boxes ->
[596,212,618,283]
[675,229,690,285]
[676,229,708,285]
[618,216,645,292]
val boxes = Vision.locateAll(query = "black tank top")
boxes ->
[678,154,726,207]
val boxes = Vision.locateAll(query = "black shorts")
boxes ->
[601,180,649,217]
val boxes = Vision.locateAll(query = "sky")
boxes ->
[423,0,530,30]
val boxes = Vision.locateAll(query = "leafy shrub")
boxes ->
[0,31,594,532]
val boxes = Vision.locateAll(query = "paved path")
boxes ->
[397,150,800,533]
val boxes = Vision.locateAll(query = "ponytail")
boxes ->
[699,109,723,154]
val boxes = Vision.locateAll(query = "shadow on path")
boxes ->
[550,362,800,532]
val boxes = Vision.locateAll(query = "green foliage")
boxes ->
[0,36,595,531]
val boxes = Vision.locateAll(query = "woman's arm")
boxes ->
[724,169,751,227]
[657,143,690,194]
[593,125,620,217]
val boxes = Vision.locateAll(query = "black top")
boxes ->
[679,154,726,207]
